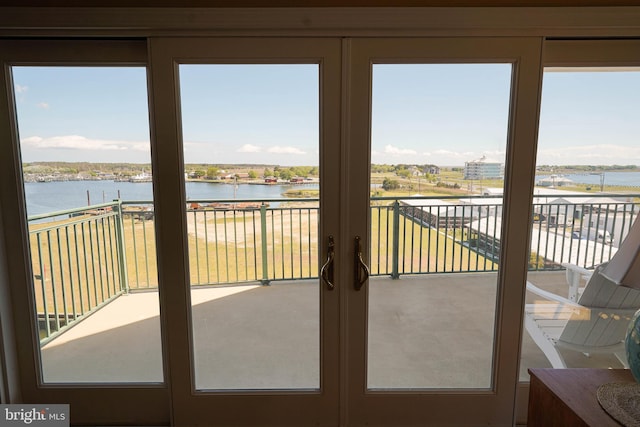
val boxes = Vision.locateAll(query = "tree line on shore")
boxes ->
[23,161,637,181]
[190,165,319,181]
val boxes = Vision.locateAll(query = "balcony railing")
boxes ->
[28,194,639,342]
[29,202,128,344]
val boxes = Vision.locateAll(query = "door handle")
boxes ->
[320,235,335,290]
[354,236,370,291]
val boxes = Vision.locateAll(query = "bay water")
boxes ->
[536,171,640,188]
[22,171,640,217]
[24,180,318,217]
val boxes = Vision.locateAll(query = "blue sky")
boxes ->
[537,69,640,166]
[11,64,640,167]
[371,64,511,166]
[179,64,319,166]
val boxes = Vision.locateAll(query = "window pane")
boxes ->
[13,66,163,383]
[520,68,640,381]
[368,64,512,389]
[178,64,320,390]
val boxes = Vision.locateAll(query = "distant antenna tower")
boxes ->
[234,176,238,198]
[590,172,605,191]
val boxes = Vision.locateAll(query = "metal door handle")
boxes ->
[354,236,370,291]
[321,235,335,290]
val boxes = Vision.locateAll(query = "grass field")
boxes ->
[28,203,495,328]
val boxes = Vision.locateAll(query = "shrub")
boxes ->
[382,178,400,190]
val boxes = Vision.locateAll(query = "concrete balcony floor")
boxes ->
[40,272,626,387]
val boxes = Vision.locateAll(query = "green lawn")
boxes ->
[29,205,496,316]
[369,206,496,275]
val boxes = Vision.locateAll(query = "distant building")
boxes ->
[464,155,503,180]
[400,197,480,229]
[427,165,441,175]
[408,166,424,177]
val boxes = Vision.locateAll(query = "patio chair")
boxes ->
[524,220,640,368]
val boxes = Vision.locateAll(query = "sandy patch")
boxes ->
[185,208,319,247]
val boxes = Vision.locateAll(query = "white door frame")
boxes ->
[344,37,543,426]
[0,39,170,425]
[1,12,640,422]
[148,37,343,426]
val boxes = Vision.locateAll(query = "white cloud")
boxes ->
[267,146,306,155]
[383,145,417,155]
[36,102,49,109]
[433,149,473,158]
[237,144,262,153]
[21,135,149,152]
[482,150,506,158]
[14,84,28,93]
[373,147,477,165]
[538,144,640,165]
[430,149,477,158]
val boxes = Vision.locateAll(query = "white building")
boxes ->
[463,155,503,180]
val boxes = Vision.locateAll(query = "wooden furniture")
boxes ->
[528,368,635,426]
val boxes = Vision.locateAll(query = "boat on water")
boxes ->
[129,171,152,183]
[536,174,573,187]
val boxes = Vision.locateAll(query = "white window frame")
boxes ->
[0,39,170,425]
[0,7,638,426]
[514,37,640,424]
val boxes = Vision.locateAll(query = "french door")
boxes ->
[0,40,170,425]
[343,38,542,426]
[1,36,543,426]
[147,38,343,426]
[149,37,543,426]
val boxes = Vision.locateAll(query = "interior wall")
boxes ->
[0,199,21,403]
[0,0,638,7]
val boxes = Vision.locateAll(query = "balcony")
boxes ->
[28,195,639,386]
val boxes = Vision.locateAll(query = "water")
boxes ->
[24,171,640,217]
[24,180,318,217]
[536,172,640,188]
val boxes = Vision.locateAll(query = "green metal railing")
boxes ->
[185,199,319,286]
[121,199,320,289]
[528,195,638,271]
[370,198,500,277]
[28,194,639,342]
[29,201,127,344]
[121,201,155,289]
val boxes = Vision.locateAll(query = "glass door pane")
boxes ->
[11,66,163,384]
[368,63,512,389]
[347,38,543,426]
[178,64,321,390]
[150,37,341,427]
[520,66,640,379]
